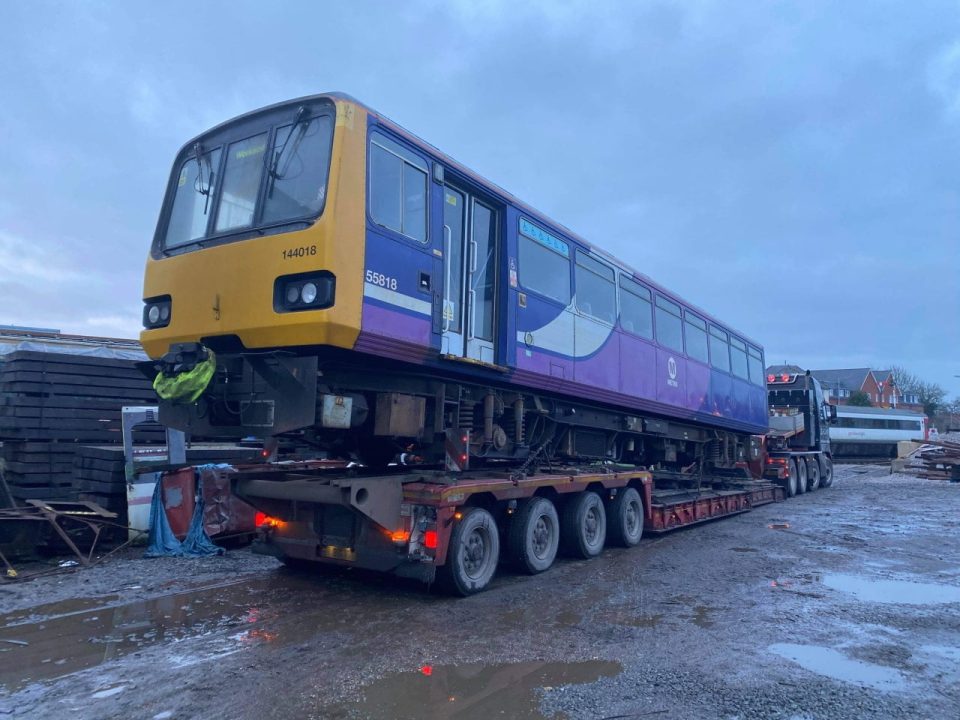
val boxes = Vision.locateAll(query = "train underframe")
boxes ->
[156,345,759,476]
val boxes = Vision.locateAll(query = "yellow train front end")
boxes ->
[140,94,367,437]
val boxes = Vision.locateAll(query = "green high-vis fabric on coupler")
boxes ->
[153,350,216,404]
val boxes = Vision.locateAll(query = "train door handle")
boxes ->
[443,224,452,333]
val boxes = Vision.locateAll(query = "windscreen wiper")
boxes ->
[193,142,214,213]
[268,106,309,196]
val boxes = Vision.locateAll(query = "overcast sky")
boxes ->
[1,1,958,398]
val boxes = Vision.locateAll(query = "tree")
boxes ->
[848,390,872,406]
[916,382,947,417]
[887,365,946,415]
[889,365,920,396]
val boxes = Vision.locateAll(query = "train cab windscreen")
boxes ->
[160,107,334,253]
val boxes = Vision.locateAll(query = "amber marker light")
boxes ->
[255,512,285,529]
[390,530,410,544]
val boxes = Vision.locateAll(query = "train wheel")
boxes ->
[806,458,820,491]
[439,507,500,596]
[820,457,834,488]
[561,492,607,559]
[507,497,560,574]
[607,487,644,547]
[786,459,798,497]
[796,458,808,494]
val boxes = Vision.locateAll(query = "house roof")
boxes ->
[766,364,805,376]
[810,368,873,391]
[873,370,892,384]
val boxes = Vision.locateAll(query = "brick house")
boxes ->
[809,368,921,410]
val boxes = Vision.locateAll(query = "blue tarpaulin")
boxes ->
[145,465,230,558]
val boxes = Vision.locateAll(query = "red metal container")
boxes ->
[161,467,197,540]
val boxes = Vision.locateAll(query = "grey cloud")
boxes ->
[1,0,957,395]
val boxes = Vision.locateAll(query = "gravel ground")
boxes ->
[0,463,957,719]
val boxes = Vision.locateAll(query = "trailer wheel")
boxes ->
[786,459,798,497]
[507,497,560,574]
[820,456,834,488]
[439,507,500,596]
[806,458,820,491]
[796,458,808,494]
[607,487,644,547]
[561,492,607,559]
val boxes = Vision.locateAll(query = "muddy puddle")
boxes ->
[770,643,907,691]
[821,574,960,604]
[324,659,622,719]
[0,578,279,691]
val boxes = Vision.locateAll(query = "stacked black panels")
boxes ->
[0,349,158,503]
[0,350,159,441]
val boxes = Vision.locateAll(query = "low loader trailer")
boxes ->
[233,462,784,595]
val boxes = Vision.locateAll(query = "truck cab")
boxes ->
[763,370,836,494]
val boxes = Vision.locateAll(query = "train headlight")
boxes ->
[274,272,335,313]
[142,297,172,329]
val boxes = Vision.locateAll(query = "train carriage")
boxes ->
[141,93,767,471]
[829,406,928,458]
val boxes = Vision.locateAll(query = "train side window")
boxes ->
[655,296,683,352]
[619,276,653,339]
[683,312,708,363]
[575,251,616,324]
[369,132,428,243]
[748,345,764,386]
[730,337,749,380]
[709,325,730,372]
[518,219,571,303]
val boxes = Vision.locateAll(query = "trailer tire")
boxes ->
[561,491,606,559]
[820,456,834,488]
[806,457,820,491]
[439,507,500,596]
[607,487,644,547]
[507,497,560,574]
[786,459,798,497]
[795,458,808,494]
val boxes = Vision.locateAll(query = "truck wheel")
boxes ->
[507,497,559,574]
[820,456,834,488]
[795,458,808,494]
[439,507,500,596]
[786,459,798,497]
[806,458,820,491]
[561,492,607,559]
[607,487,644,547]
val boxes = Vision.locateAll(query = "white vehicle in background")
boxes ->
[829,405,928,458]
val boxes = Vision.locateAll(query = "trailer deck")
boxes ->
[230,461,786,594]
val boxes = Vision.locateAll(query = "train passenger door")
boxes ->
[441,182,498,364]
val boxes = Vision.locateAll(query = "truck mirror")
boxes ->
[828,405,838,421]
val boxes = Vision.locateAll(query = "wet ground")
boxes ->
[0,464,958,719]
